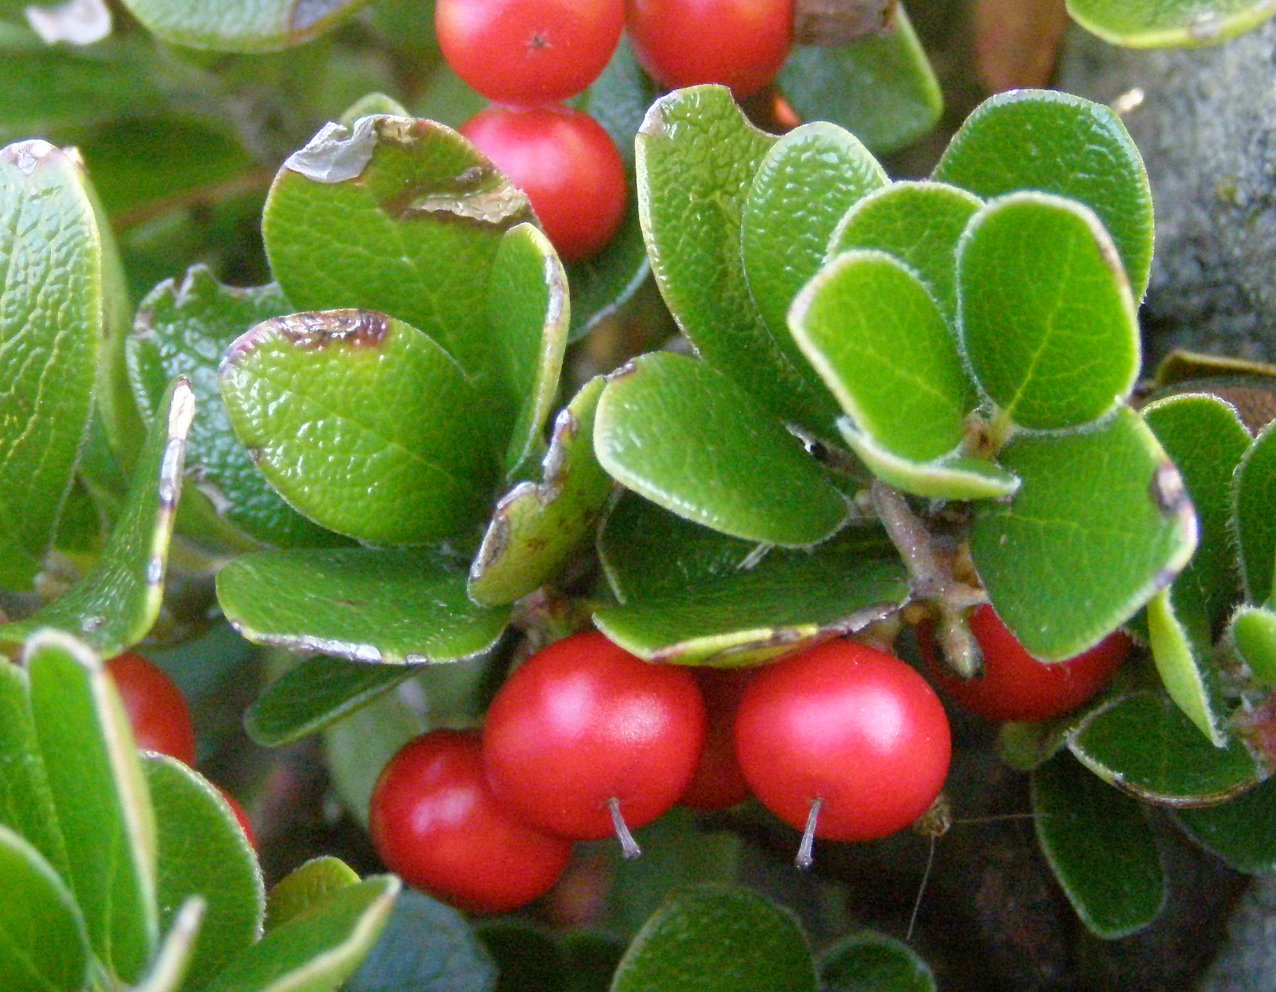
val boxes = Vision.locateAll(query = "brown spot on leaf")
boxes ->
[271,309,392,350]
[1149,461,1189,518]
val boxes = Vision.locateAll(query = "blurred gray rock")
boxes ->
[1059,22,1276,367]
[1196,875,1276,992]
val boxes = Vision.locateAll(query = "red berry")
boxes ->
[106,652,197,766]
[735,639,951,848]
[218,789,256,850]
[461,105,627,263]
[437,0,624,104]
[370,730,572,914]
[625,0,794,99]
[919,603,1131,723]
[679,668,753,811]
[483,631,706,847]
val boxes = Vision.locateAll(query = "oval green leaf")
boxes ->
[219,311,498,545]
[0,823,90,992]
[1068,691,1262,805]
[971,407,1197,661]
[1173,776,1276,874]
[829,181,982,324]
[958,192,1140,431]
[118,0,371,51]
[263,115,534,394]
[128,267,344,550]
[144,754,264,992]
[0,378,194,656]
[470,377,614,607]
[246,656,417,748]
[1031,755,1166,939]
[1233,418,1276,603]
[218,548,510,664]
[1066,0,1276,47]
[265,857,360,933]
[204,875,399,992]
[26,631,157,983]
[742,122,887,429]
[594,352,848,546]
[792,250,975,462]
[1230,605,1276,686]
[777,8,942,155]
[934,89,1153,299]
[0,140,103,588]
[818,930,936,992]
[610,885,817,992]
[636,86,833,434]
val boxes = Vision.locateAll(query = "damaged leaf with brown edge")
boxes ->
[219,310,500,546]
[117,0,373,52]
[263,115,535,399]
[469,377,613,607]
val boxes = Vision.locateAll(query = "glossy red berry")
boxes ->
[625,0,795,99]
[735,639,951,849]
[106,652,197,766]
[920,603,1131,723]
[437,0,624,104]
[483,631,706,847]
[370,730,573,914]
[461,104,627,263]
[679,668,754,811]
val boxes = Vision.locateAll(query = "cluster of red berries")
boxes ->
[369,630,953,913]
[105,652,256,848]
[436,0,797,262]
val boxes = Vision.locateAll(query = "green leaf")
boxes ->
[263,115,534,393]
[594,352,848,546]
[218,310,498,545]
[818,930,936,992]
[1066,0,1276,47]
[265,857,359,933]
[741,122,887,424]
[144,754,264,992]
[26,631,157,983]
[1031,755,1165,939]
[0,661,68,879]
[594,545,907,666]
[996,715,1076,772]
[487,223,568,476]
[834,429,1020,501]
[470,377,613,606]
[828,180,982,324]
[246,657,416,747]
[1145,584,1226,745]
[569,38,656,342]
[128,267,344,550]
[791,250,974,462]
[0,824,90,992]
[132,899,206,992]
[477,920,567,992]
[1068,691,1261,804]
[610,884,817,992]
[957,193,1139,431]
[934,89,1154,299]
[346,889,497,992]
[117,0,371,51]
[1142,393,1250,623]
[1230,605,1276,686]
[0,140,103,588]
[1173,776,1276,874]
[204,875,399,992]
[0,378,194,656]
[777,8,942,155]
[635,85,832,434]
[323,687,424,829]
[1233,419,1276,603]
[218,548,510,664]
[971,408,1196,661]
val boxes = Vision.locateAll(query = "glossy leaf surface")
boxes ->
[218,548,509,664]
[219,310,497,545]
[0,139,102,588]
[971,408,1195,660]
[934,89,1153,298]
[1066,0,1276,47]
[1069,691,1261,804]
[118,0,371,51]
[594,353,848,546]
[1032,756,1165,939]
[958,193,1139,431]
[0,379,193,655]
